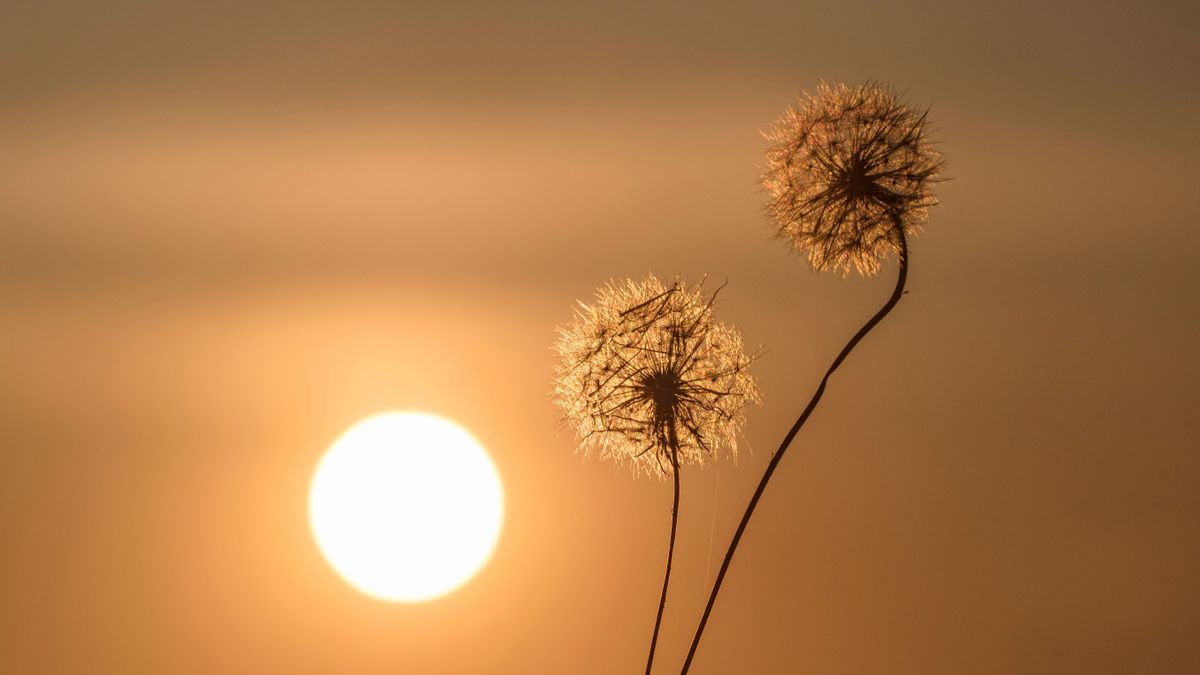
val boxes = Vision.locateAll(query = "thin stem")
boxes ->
[646,421,682,675]
[680,226,909,674]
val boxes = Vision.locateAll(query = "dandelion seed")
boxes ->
[552,275,760,478]
[762,81,945,276]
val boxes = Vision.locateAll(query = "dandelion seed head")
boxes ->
[553,275,761,479]
[762,81,945,277]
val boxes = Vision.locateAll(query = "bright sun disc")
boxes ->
[309,412,504,602]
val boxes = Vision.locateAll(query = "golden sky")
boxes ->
[2,1,1198,672]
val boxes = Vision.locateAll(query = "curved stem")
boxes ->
[680,227,909,674]
[646,422,682,675]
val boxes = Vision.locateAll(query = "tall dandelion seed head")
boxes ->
[762,81,945,277]
[553,275,761,479]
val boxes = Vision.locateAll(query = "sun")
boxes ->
[308,412,504,602]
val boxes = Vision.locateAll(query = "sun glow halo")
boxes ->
[309,412,504,602]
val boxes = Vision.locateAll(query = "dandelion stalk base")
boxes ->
[645,426,681,675]
[679,226,909,674]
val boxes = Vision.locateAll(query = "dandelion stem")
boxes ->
[646,421,681,675]
[679,224,909,674]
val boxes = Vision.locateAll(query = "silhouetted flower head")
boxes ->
[553,275,760,478]
[762,81,945,277]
